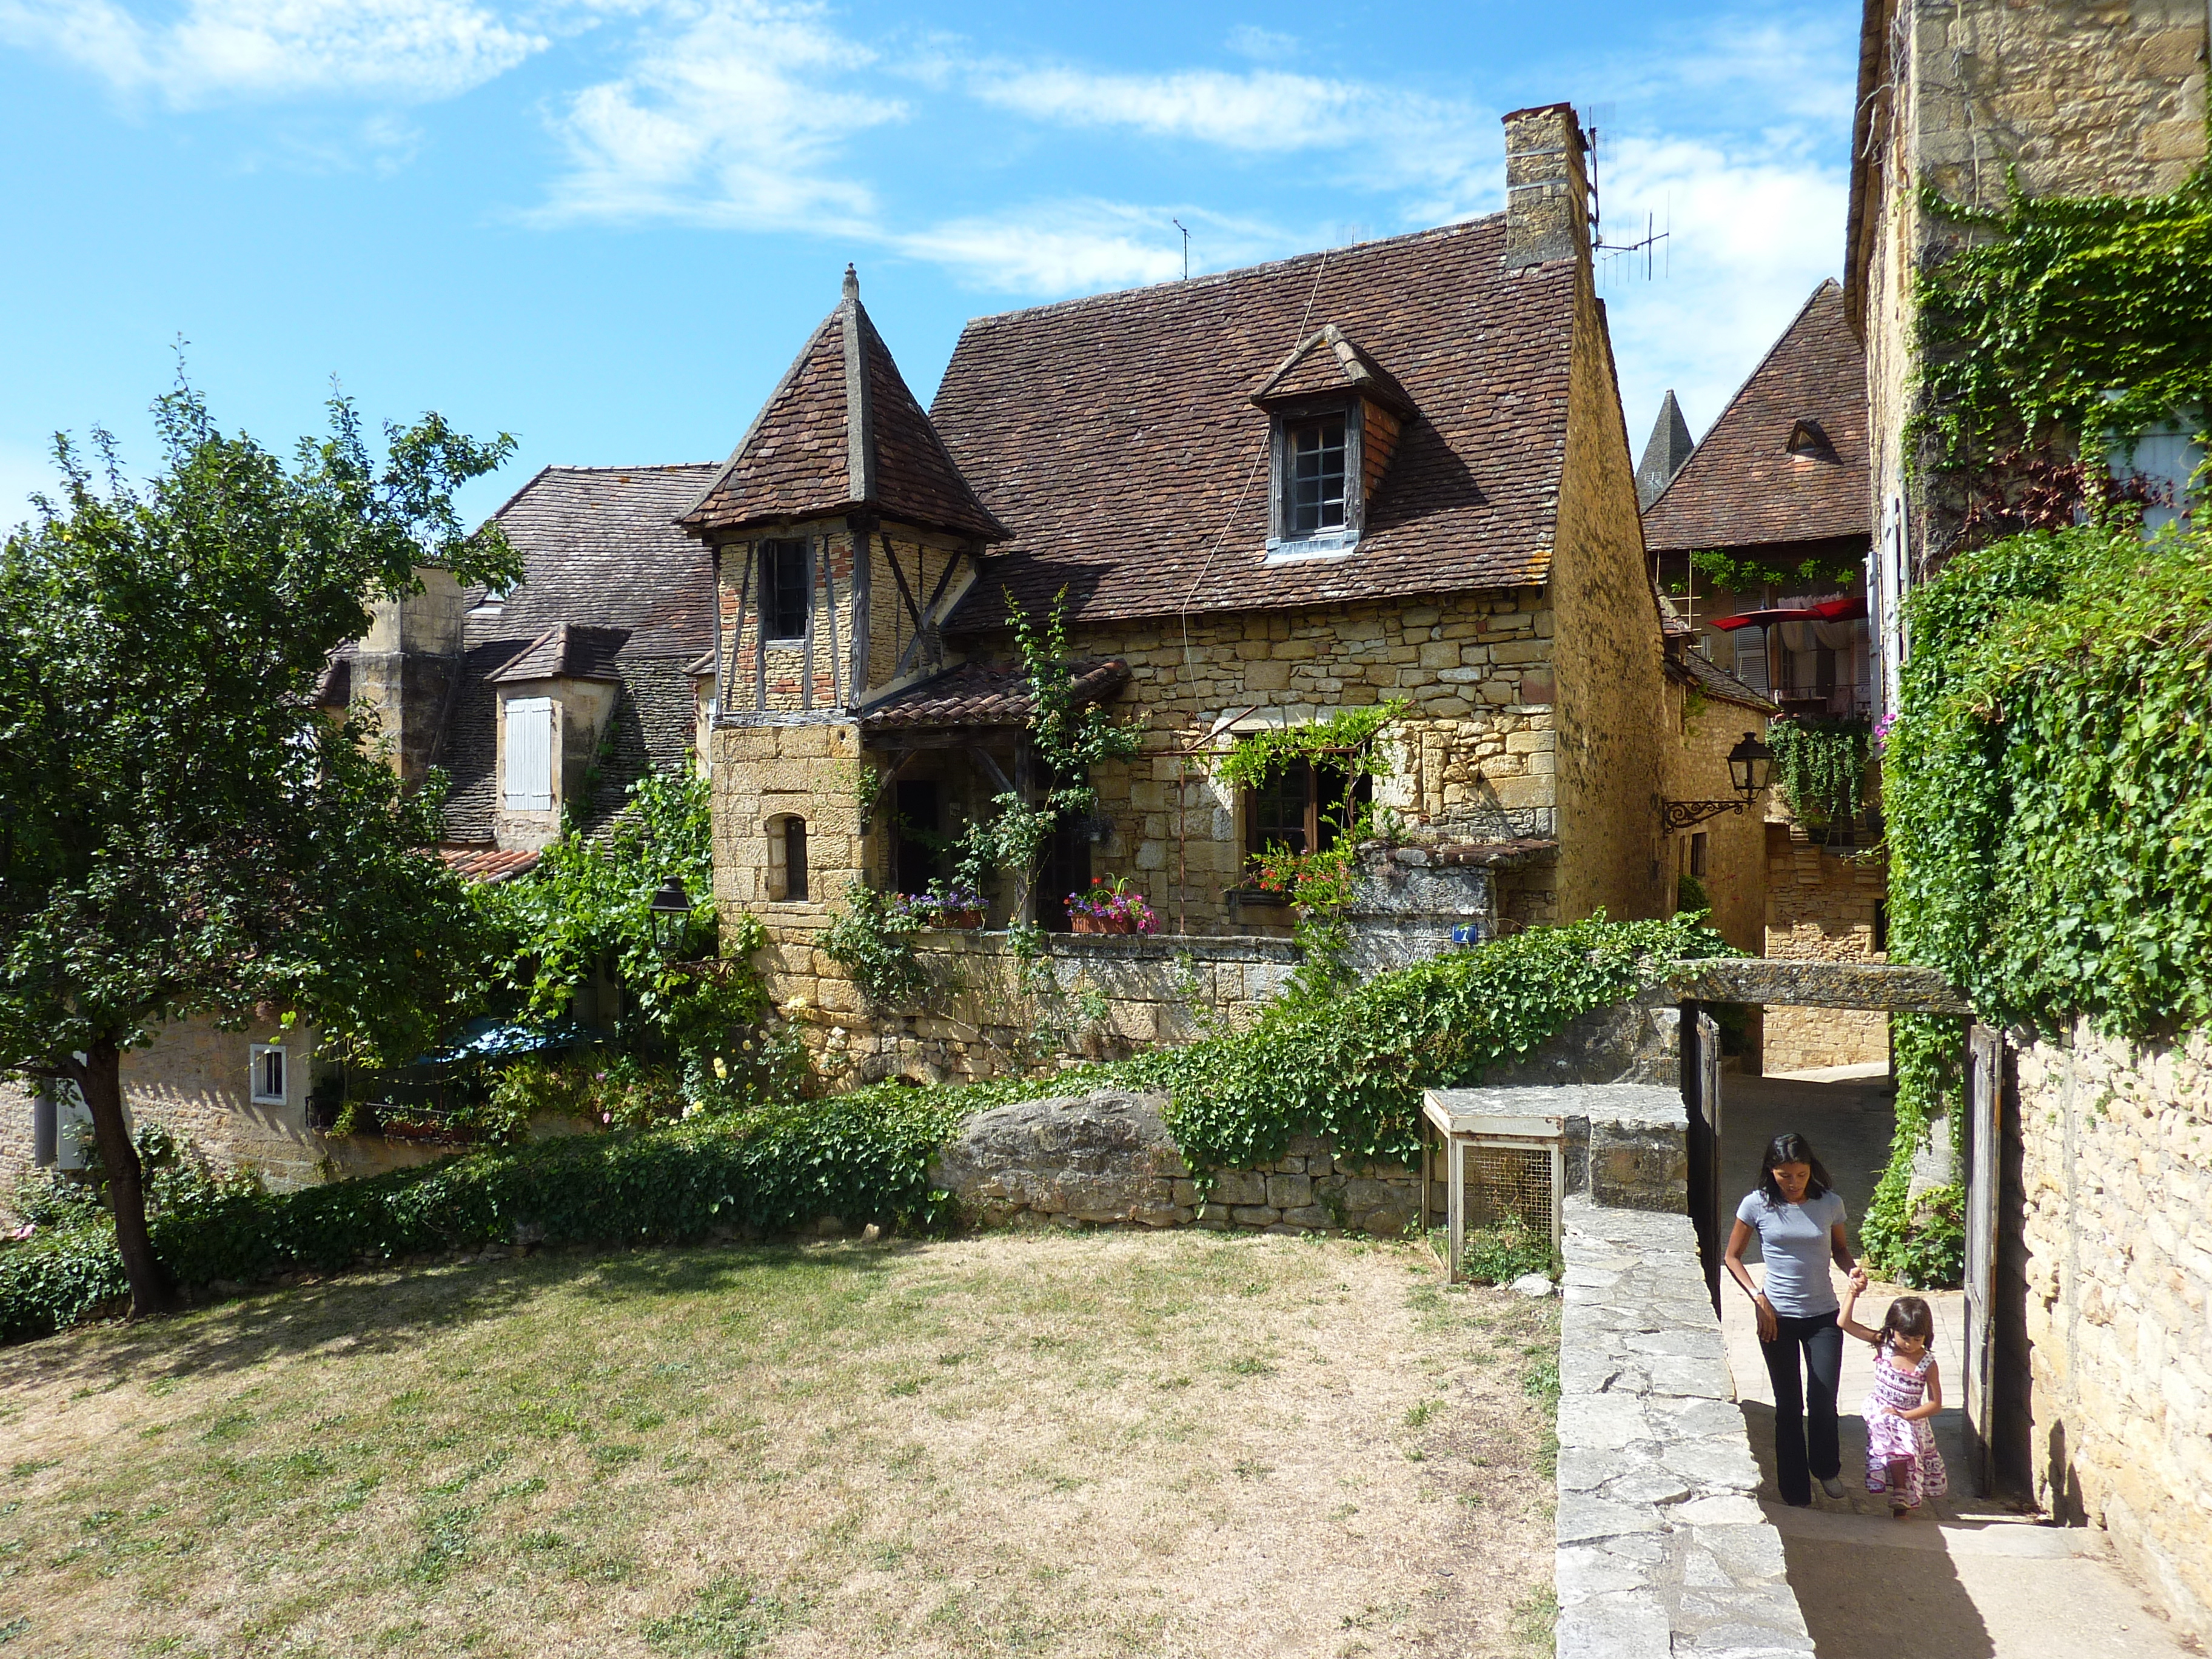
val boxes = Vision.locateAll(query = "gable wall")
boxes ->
[1549,278,1671,924]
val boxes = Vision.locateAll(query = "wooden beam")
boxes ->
[800,535,816,712]
[970,744,1014,797]
[725,541,754,717]
[821,537,843,708]
[847,528,871,702]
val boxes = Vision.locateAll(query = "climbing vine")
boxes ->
[1765,717,1871,828]
[1683,548,1862,596]
[1911,169,2212,523]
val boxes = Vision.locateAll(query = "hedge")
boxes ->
[1,1089,965,1346]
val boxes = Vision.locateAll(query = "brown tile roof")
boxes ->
[439,846,541,884]
[488,623,628,684]
[930,217,1578,628]
[480,464,721,655]
[860,659,1131,732]
[1667,647,1779,714]
[1251,324,1415,415]
[1641,281,1870,554]
[682,267,1009,544]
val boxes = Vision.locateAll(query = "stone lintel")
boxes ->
[1663,959,1971,1015]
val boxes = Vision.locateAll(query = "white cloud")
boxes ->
[1224,23,1297,62]
[893,201,1281,295]
[0,0,547,106]
[1594,132,1849,448]
[534,0,897,227]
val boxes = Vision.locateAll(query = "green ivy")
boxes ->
[1214,700,1408,793]
[1686,549,1863,596]
[1766,717,1871,828]
[1859,1013,1966,1285]
[1912,169,2212,476]
[820,882,930,1007]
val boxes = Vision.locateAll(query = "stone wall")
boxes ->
[2013,1021,2212,1644]
[0,1019,451,1222]
[1555,1195,1812,1657]
[1053,586,1567,937]
[788,930,1304,1087]
[1663,675,1768,957]
[1762,822,1889,1071]
[1549,251,1671,927]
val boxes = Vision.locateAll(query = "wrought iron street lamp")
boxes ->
[1661,732,1774,831]
[647,878,693,955]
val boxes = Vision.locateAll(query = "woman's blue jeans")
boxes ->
[1760,1309,1843,1506]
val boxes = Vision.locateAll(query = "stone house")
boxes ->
[1846,3,2212,1634]
[692,104,1726,1081]
[1,466,717,1208]
[1641,281,1885,1071]
[1844,0,2208,710]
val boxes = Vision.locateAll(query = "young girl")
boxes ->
[1840,1283,1949,1516]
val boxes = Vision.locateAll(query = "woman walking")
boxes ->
[1723,1132,1865,1506]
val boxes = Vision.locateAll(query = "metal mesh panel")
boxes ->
[1463,1141,1555,1239]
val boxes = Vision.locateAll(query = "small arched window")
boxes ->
[767,814,809,902]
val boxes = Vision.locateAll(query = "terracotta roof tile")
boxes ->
[1641,281,1869,553]
[930,217,1577,628]
[1251,324,1416,415]
[861,659,1131,732]
[439,846,541,884]
[682,268,1008,543]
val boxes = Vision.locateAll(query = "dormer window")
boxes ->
[1786,418,1836,460]
[1286,414,1349,535]
[1250,324,1414,560]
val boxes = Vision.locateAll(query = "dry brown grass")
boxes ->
[0,1228,1556,1658]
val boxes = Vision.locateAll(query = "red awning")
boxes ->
[1707,596,1867,632]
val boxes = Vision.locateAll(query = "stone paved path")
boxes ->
[1721,1267,2197,1657]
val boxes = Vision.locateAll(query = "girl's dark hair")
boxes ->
[1758,1133,1834,1204]
[1881,1296,1936,1348]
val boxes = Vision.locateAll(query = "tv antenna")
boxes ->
[1581,106,1671,287]
[1172,218,1191,280]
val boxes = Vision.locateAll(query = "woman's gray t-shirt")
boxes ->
[1737,1189,1848,1317]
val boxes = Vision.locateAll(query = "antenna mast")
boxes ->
[1172,218,1191,280]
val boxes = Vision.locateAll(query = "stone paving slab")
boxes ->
[1555,1195,1814,1658]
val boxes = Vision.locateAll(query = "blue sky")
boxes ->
[0,0,1858,531]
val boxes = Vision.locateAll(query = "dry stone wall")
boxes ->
[1762,823,1889,1071]
[2014,1021,2212,1644]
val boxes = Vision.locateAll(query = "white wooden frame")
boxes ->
[1421,1094,1565,1284]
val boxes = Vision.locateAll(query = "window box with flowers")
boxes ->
[912,886,987,930]
[1065,876,1159,935]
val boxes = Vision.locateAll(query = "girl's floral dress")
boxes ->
[1862,1342,1949,1507]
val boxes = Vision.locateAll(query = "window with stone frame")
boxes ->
[759,538,811,642]
[766,813,809,901]
[1243,759,1369,861]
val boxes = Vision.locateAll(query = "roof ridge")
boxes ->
[1644,278,1843,520]
[954,215,1498,332]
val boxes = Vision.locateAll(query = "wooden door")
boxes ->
[1683,1005,1724,1310]
[1963,1022,2002,1496]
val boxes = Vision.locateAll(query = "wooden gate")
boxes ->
[1681,1005,1723,1311]
[1962,1022,2003,1496]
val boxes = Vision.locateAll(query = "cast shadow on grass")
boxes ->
[7,1236,927,1393]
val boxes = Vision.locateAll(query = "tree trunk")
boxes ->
[70,1039,169,1318]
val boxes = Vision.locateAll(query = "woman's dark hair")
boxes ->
[1881,1296,1936,1349]
[1757,1133,1834,1204]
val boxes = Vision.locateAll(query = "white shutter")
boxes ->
[1732,626,1771,695]
[504,698,555,811]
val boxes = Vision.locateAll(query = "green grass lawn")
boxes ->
[0,1230,1557,1658]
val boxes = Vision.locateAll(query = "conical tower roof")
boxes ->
[1635,389,1695,509]
[680,267,1009,543]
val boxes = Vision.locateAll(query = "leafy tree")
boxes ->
[0,379,518,1316]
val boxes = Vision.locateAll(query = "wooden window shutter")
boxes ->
[504,697,555,811]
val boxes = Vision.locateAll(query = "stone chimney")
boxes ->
[1501,102,1591,270]
[354,567,466,789]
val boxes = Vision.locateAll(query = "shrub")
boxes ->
[1459,1218,1559,1285]
[1,1091,965,1346]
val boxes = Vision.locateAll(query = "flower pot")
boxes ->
[936,909,985,930]
[1071,913,1137,934]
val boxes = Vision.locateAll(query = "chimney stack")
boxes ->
[1501,103,1590,270]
